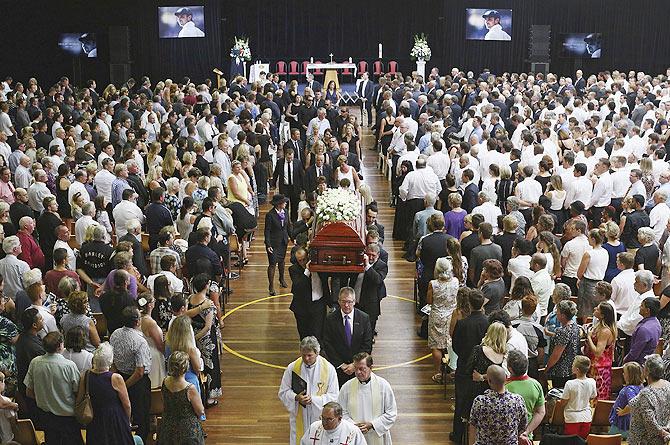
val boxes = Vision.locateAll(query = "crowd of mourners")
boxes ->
[385,66,670,444]
[0,62,668,444]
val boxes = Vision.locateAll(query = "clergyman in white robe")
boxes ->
[301,418,366,445]
[279,355,339,445]
[338,372,398,445]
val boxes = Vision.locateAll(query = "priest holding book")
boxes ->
[279,336,340,445]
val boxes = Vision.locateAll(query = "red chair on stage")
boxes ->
[388,61,399,74]
[288,61,300,76]
[358,61,368,76]
[373,60,384,76]
[302,61,310,75]
[313,61,324,75]
[276,61,287,75]
[341,61,353,81]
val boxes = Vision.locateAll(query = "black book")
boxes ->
[291,371,307,395]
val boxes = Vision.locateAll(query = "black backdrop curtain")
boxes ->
[1,0,669,87]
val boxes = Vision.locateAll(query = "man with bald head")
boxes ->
[469,364,529,445]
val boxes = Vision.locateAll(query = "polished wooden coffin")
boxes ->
[308,196,366,273]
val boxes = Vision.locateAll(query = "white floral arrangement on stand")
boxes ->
[230,36,252,64]
[410,33,432,61]
[316,189,361,223]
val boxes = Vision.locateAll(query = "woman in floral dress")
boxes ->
[585,302,616,399]
[627,355,670,445]
[427,258,460,383]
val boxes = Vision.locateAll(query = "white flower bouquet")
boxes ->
[316,189,361,223]
[410,33,432,61]
[230,36,251,62]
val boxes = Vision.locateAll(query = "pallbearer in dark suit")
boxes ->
[272,148,304,223]
[283,128,305,166]
[323,287,374,386]
[264,194,290,296]
[356,244,388,334]
[289,247,326,341]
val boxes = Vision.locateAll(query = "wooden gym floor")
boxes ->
[209,123,454,444]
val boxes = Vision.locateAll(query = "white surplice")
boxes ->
[279,356,340,445]
[300,419,367,445]
[338,373,397,445]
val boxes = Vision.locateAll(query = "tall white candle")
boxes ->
[379,43,382,59]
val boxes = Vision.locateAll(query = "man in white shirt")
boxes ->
[508,239,534,290]
[482,10,511,41]
[563,163,593,210]
[471,191,502,230]
[560,220,590,295]
[74,202,101,246]
[280,337,339,445]
[307,108,331,137]
[67,170,90,205]
[112,190,145,239]
[510,115,528,150]
[625,168,647,198]
[648,190,670,243]
[610,156,631,210]
[610,252,637,316]
[399,158,442,202]
[93,158,116,205]
[387,118,408,159]
[618,270,655,337]
[589,158,613,223]
[14,155,32,189]
[426,139,451,181]
[27,169,51,214]
[529,254,555,317]
[515,166,542,221]
[146,255,184,294]
[175,7,205,38]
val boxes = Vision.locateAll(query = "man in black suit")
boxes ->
[417,214,453,307]
[323,287,373,386]
[356,73,374,126]
[450,290,489,443]
[289,247,326,341]
[460,168,479,214]
[271,148,304,223]
[365,231,388,265]
[305,73,322,93]
[365,204,385,244]
[264,194,290,296]
[305,154,333,194]
[356,244,387,336]
[282,128,305,166]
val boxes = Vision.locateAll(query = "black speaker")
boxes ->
[109,63,131,85]
[529,25,551,62]
[109,26,131,63]
[531,62,550,77]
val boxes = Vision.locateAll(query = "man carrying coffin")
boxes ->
[338,353,397,445]
[279,336,339,445]
[301,402,366,445]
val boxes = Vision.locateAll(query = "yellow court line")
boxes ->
[222,294,429,370]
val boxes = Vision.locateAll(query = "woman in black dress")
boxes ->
[83,343,135,445]
[264,194,289,296]
[56,163,72,220]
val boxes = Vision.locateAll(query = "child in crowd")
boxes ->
[561,355,597,439]
[608,361,644,439]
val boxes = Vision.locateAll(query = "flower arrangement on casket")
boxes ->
[315,188,361,223]
[410,33,432,61]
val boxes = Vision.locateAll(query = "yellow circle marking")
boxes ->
[222,294,431,370]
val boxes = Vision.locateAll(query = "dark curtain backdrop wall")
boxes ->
[1,0,669,88]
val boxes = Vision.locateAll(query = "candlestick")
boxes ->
[379,43,382,59]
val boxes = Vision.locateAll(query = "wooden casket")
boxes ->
[308,195,366,273]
